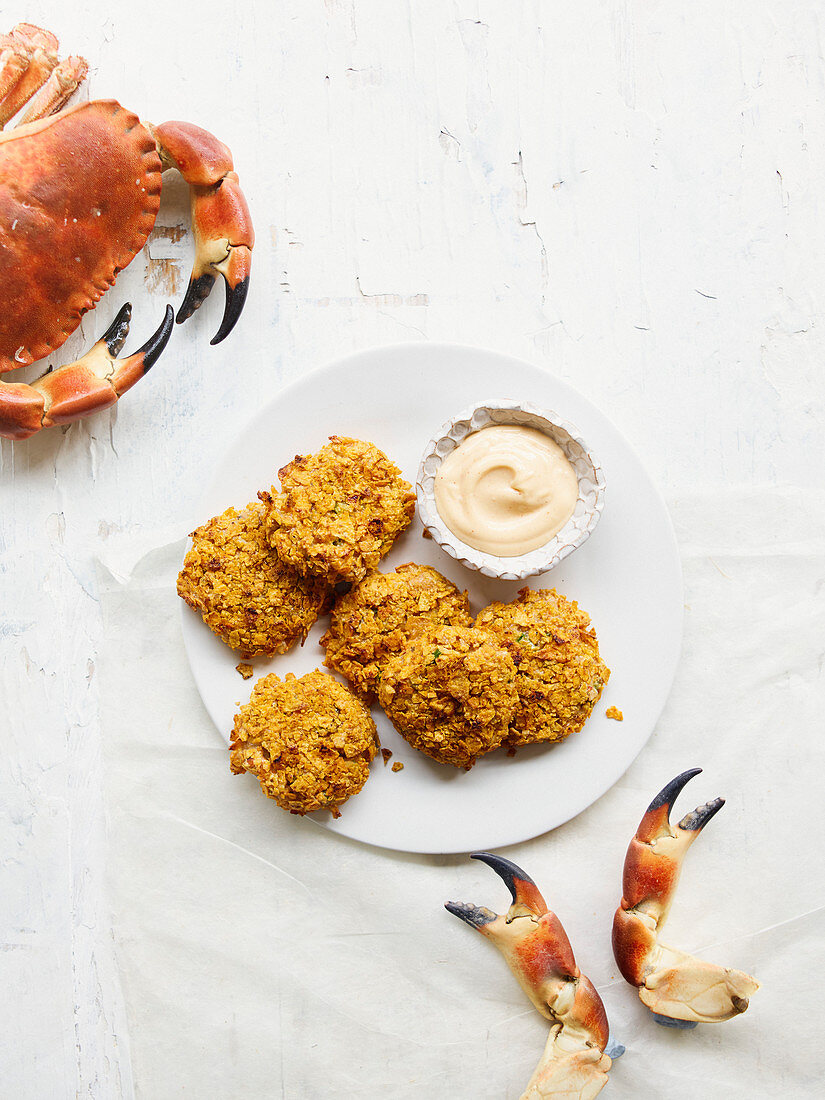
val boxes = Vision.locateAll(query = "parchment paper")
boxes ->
[96,487,825,1098]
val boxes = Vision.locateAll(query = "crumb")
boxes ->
[606,706,623,721]
[392,761,404,772]
[381,748,393,765]
[236,662,254,680]
[422,529,432,539]
[506,746,518,757]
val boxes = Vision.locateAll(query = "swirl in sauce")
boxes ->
[434,425,578,556]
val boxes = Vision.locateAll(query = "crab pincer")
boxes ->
[447,853,619,1100]
[0,304,174,439]
[152,122,254,345]
[37,304,174,429]
[612,768,759,1026]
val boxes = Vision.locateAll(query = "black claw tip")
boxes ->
[210,274,249,345]
[176,273,216,324]
[605,1038,626,1060]
[101,302,132,357]
[470,852,535,904]
[136,305,175,372]
[652,1013,698,1029]
[444,901,497,928]
[647,768,703,817]
[679,796,725,832]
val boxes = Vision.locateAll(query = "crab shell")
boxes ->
[0,99,162,373]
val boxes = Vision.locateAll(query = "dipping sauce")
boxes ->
[434,425,578,556]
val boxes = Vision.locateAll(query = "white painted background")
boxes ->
[1,1,823,1096]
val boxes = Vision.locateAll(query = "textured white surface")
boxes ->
[1,0,823,1097]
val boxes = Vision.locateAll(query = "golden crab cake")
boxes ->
[177,500,329,658]
[263,436,415,584]
[476,587,609,747]
[320,563,473,701]
[230,670,379,816]
[378,625,518,769]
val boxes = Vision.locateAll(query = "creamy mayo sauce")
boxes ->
[434,425,578,556]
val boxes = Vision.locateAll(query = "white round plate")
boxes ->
[180,344,682,854]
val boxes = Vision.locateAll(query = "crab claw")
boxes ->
[446,852,616,1100]
[521,1031,612,1100]
[0,304,173,439]
[463,851,551,920]
[612,769,760,1024]
[151,121,253,344]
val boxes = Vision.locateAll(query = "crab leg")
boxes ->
[446,853,616,1100]
[151,121,254,345]
[17,55,88,126]
[0,24,58,128]
[0,304,173,440]
[612,769,759,1025]
[0,35,30,103]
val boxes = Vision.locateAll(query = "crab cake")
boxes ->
[476,587,609,747]
[378,625,518,769]
[230,670,379,815]
[177,500,329,658]
[321,563,473,701]
[264,436,415,584]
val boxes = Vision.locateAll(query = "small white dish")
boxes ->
[416,400,606,581]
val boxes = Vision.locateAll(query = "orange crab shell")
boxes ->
[0,99,162,373]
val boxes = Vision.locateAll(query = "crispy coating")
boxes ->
[476,588,609,747]
[264,437,415,584]
[378,625,518,769]
[230,670,379,815]
[320,563,473,701]
[177,500,329,658]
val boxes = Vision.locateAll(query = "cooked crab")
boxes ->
[612,769,760,1025]
[0,23,254,440]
